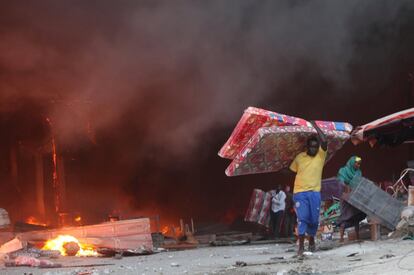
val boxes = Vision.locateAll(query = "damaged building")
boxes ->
[2,1,414,274]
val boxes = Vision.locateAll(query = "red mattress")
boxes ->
[219,107,352,176]
[225,126,350,176]
[244,189,272,228]
[219,107,352,160]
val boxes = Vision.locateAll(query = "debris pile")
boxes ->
[391,206,414,238]
[0,218,155,270]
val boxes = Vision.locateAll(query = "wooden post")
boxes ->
[370,222,381,241]
[35,153,46,218]
[180,219,184,234]
[57,156,66,212]
[172,226,176,239]
[154,215,160,232]
[191,218,195,233]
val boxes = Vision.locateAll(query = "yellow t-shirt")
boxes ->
[289,147,327,194]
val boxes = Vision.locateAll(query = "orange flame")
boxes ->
[25,216,47,226]
[161,225,183,238]
[42,235,97,257]
[161,226,169,234]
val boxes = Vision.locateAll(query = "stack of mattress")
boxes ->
[219,107,352,176]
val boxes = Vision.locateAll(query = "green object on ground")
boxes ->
[324,202,340,218]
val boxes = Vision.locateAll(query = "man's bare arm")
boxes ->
[310,121,328,151]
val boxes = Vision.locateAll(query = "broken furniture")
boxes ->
[17,218,153,251]
[385,168,413,198]
[346,176,404,230]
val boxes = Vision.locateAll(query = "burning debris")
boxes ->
[0,217,159,272]
[0,1,414,273]
[25,216,47,227]
[17,218,154,251]
[42,235,97,257]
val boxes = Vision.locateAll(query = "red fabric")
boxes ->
[219,107,352,159]
[8,256,61,268]
[363,109,414,131]
[14,256,40,266]
[226,126,349,176]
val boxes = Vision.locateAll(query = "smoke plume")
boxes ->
[1,1,414,223]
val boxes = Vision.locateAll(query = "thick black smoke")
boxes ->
[0,1,413,223]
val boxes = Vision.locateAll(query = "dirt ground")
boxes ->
[2,238,414,275]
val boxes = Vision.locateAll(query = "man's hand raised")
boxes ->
[310,121,328,151]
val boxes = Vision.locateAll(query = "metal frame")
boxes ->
[386,168,414,198]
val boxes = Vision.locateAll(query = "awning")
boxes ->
[351,107,414,147]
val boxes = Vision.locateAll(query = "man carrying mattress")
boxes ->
[289,121,327,256]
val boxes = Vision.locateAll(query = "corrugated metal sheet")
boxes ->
[346,176,404,230]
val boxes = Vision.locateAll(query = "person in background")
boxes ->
[336,156,366,243]
[289,121,327,255]
[283,185,296,238]
[270,184,286,238]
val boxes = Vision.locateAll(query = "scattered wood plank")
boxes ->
[14,222,49,232]
[58,263,115,268]
[194,234,216,244]
[250,238,295,245]
[161,243,198,250]
[78,236,153,250]
[210,239,250,246]
[0,232,14,246]
[17,218,153,250]
[0,237,24,254]
[216,232,252,241]
[215,231,245,235]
